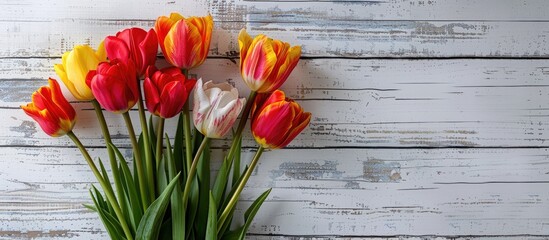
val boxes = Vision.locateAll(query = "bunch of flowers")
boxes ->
[21,13,310,240]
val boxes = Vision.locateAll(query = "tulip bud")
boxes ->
[54,44,107,101]
[144,66,196,118]
[155,13,213,69]
[251,90,311,149]
[239,29,301,93]
[193,79,245,138]
[86,59,139,113]
[21,79,76,137]
[105,27,158,77]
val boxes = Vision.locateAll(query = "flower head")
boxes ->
[21,79,76,137]
[155,13,213,69]
[239,29,301,93]
[54,44,107,100]
[86,59,139,113]
[144,66,196,118]
[104,27,158,77]
[251,90,310,149]
[193,79,245,138]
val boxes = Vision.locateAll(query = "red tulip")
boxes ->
[144,66,196,118]
[21,78,76,137]
[86,59,139,113]
[155,13,213,69]
[251,90,311,149]
[104,28,158,77]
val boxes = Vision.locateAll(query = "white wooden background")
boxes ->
[1,0,549,239]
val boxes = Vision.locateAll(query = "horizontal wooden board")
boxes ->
[2,58,548,148]
[2,19,549,58]
[1,147,548,237]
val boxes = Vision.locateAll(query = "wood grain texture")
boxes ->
[1,0,549,58]
[1,0,548,239]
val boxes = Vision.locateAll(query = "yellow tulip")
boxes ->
[54,43,107,101]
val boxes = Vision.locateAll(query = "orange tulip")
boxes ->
[239,29,301,93]
[21,79,76,137]
[251,90,311,149]
[155,13,213,69]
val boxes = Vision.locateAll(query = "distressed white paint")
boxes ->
[1,0,549,239]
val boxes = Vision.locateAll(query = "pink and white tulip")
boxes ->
[192,79,246,139]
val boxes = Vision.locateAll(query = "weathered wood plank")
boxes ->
[1,147,548,237]
[2,58,548,148]
[2,19,549,58]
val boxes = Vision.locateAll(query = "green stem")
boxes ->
[181,137,209,210]
[67,131,134,240]
[122,112,150,211]
[91,100,122,206]
[225,91,257,164]
[136,77,155,203]
[155,117,165,170]
[218,146,264,233]
[181,69,193,172]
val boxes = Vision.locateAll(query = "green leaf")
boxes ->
[158,218,173,240]
[221,226,243,240]
[205,192,218,240]
[135,173,181,240]
[90,187,125,240]
[148,116,157,157]
[195,138,210,239]
[111,142,143,230]
[238,188,272,240]
[173,113,185,174]
[212,156,230,207]
[156,155,168,194]
[166,135,185,240]
[185,176,199,239]
[219,166,249,215]
[232,135,242,186]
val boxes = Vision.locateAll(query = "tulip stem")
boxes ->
[122,111,150,211]
[136,77,156,204]
[181,69,193,172]
[181,137,209,212]
[155,117,165,170]
[67,131,134,240]
[91,100,124,211]
[225,91,257,166]
[218,146,264,233]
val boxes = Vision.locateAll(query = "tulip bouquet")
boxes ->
[20,12,310,240]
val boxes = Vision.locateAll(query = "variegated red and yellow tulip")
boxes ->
[155,13,213,69]
[105,27,158,77]
[239,29,301,93]
[54,44,107,101]
[251,90,311,149]
[144,66,196,118]
[21,78,76,137]
[86,59,139,113]
[192,78,246,138]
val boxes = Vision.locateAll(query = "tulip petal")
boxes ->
[105,36,131,62]
[159,81,186,118]
[155,15,180,55]
[241,36,277,91]
[238,28,253,72]
[252,101,295,148]
[164,19,203,69]
[144,77,161,115]
[278,108,311,149]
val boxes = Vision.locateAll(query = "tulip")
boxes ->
[144,66,196,118]
[105,28,158,77]
[155,13,213,69]
[192,79,245,138]
[54,44,107,101]
[251,90,311,149]
[21,78,76,137]
[86,59,139,113]
[238,29,301,93]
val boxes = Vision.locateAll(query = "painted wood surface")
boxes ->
[1,0,549,239]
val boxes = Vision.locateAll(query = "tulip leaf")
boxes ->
[173,113,185,174]
[232,134,242,186]
[135,173,180,240]
[165,134,185,240]
[212,155,230,207]
[156,155,168,194]
[195,137,210,239]
[238,188,272,240]
[205,192,218,240]
[90,186,125,240]
[185,176,199,239]
[110,142,143,230]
